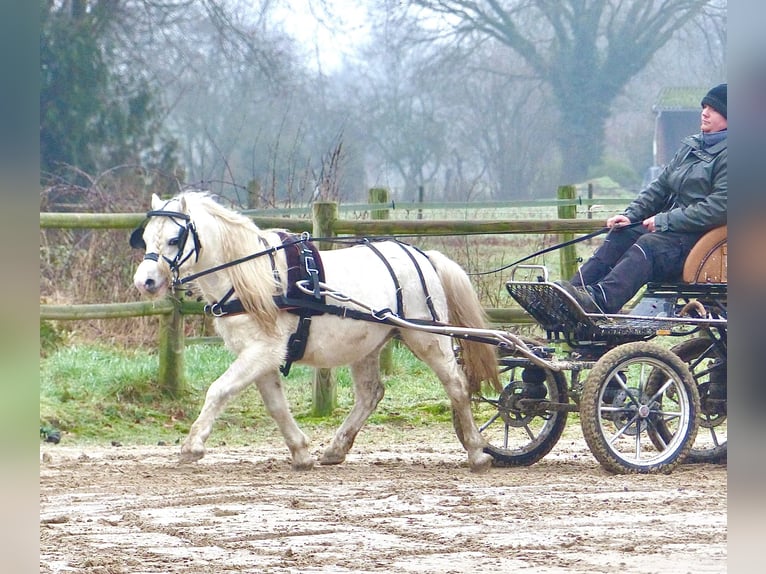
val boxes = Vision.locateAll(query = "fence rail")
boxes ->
[41,186,626,408]
[42,195,629,222]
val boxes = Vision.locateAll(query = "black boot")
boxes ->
[555,280,603,313]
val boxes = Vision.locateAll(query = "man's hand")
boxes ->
[606,214,631,229]
[642,216,657,232]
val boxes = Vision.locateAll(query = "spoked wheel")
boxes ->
[665,337,727,464]
[580,341,700,474]
[456,338,569,467]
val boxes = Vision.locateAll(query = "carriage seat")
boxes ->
[682,225,727,284]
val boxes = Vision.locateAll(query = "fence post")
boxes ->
[557,185,578,281]
[368,188,395,375]
[311,202,338,416]
[157,298,185,396]
[369,187,390,220]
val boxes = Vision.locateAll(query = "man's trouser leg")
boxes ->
[571,226,646,287]
[591,244,653,313]
[591,231,703,313]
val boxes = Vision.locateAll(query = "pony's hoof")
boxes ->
[469,452,493,474]
[319,451,346,466]
[179,447,205,464]
[291,458,315,471]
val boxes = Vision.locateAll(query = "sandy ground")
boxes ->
[40,430,726,574]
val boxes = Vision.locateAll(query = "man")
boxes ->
[557,83,727,313]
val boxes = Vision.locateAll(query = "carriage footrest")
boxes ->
[506,280,598,333]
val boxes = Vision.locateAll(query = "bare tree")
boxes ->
[437,43,560,199]
[408,0,724,184]
[345,14,449,201]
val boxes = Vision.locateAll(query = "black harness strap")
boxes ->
[392,240,440,322]
[196,232,325,376]
[362,239,404,318]
[280,315,312,376]
[276,232,325,306]
[273,232,325,376]
[131,206,202,274]
[203,235,281,317]
[272,294,504,347]
[177,239,292,287]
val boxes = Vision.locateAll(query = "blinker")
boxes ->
[130,224,147,250]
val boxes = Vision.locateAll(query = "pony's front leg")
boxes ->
[254,370,314,470]
[321,355,384,465]
[180,356,313,470]
[180,354,260,464]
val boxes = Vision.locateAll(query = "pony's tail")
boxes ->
[427,251,501,395]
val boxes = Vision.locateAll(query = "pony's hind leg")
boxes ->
[321,354,385,465]
[401,332,493,473]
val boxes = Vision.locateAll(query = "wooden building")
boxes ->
[651,86,707,167]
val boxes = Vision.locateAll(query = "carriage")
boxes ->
[478,224,727,474]
[131,192,727,475]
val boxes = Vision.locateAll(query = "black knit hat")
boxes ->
[701,83,727,118]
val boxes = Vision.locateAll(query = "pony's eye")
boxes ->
[168,238,179,246]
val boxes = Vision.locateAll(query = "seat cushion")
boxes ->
[682,225,727,283]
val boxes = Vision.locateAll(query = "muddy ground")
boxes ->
[40,428,726,574]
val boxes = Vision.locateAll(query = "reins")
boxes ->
[134,203,640,309]
[468,221,643,277]
[174,233,309,288]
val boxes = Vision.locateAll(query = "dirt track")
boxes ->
[40,432,727,574]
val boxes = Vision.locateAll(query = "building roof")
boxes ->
[652,86,707,112]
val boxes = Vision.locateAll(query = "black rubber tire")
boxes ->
[580,341,700,474]
[456,338,569,467]
[668,337,727,464]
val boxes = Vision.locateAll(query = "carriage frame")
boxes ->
[296,261,727,475]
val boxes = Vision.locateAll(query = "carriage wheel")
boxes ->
[656,337,726,464]
[580,341,700,474]
[456,338,569,467]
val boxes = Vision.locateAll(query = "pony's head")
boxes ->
[131,193,200,298]
[131,192,282,334]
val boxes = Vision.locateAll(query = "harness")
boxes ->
[131,208,441,376]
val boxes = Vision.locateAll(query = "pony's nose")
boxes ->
[135,277,158,295]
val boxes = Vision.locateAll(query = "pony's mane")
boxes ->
[182,192,281,333]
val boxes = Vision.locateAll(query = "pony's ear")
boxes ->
[151,193,162,210]
[178,195,187,213]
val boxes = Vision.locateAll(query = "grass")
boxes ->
[40,341,457,447]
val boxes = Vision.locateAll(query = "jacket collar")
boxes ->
[683,133,727,158]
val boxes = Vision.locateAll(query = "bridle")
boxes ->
[130,207,202,286]
[130,205,304,291]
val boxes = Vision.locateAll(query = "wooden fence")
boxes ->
[40,186,616,411]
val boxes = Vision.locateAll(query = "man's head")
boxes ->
[702,84,727,117]
[701,83,727,133]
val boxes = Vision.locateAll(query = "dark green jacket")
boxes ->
[623,134,727,233]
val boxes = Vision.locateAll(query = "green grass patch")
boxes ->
[40,342,456,446]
